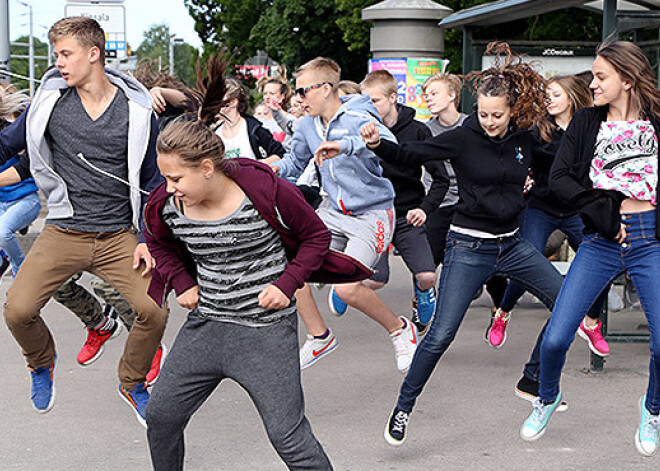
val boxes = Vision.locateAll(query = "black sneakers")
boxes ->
[385,407,411,446]
[515,375,569,411]
[484,306,497,342]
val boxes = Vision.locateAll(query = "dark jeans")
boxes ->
[500,206,605,319]
[540,210,660,415]
[146,314,332,471]
[397,231,563,412]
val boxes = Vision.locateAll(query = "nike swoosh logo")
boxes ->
[313,337,336,356]
[410,327,417,345]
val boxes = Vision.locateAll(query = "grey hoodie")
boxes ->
[273,94,396,215]
[17,67,160,231]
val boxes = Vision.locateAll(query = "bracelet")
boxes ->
[367,138,381,149]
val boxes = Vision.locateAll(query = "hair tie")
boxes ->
[498,74,505,79]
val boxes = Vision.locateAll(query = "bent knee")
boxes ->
[415,272,436,290]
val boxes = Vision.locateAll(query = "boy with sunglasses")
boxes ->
[271,57,419,374]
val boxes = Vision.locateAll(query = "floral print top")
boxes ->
[591,120,658,204]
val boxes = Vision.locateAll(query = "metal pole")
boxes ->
[603,0,618,41]
[0,0,10,81]
[28,3,34,96]
[169,36,174,76]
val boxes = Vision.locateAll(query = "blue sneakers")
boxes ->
[636,395,660,456]
[29,355,57,413]
[520,392,563,441]
[328,286,348,317]
[118,383,150,428]
[413,280,436,325]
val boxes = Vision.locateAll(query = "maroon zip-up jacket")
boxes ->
[143,158,373,307]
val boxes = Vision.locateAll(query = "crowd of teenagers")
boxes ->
[0,16,658,470]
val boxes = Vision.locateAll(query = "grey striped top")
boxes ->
[162,195,296,326]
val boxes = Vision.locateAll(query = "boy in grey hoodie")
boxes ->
[0,17,166,426]
[272,57,418,373]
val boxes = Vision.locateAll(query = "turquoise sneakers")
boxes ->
[636,395,659,456]
[520,392,563,441]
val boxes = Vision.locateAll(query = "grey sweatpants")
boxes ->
[145,314,333,471]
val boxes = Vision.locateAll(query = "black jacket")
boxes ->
[550,105,660,240]
[385,105,449,215]
[526,122,577,218]
[244,113,286,159]
[372,112,540,234]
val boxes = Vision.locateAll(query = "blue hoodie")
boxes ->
[273,94,396,215]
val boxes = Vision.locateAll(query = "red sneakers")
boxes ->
[146,344,167,386]
[487,308,510,348]
[77,318,123,366]
[578,319,610,357]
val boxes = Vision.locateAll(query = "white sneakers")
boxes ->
[390,317,418,373]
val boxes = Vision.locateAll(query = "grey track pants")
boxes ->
[146,313,333,471]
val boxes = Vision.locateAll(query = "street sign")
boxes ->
[64,2,127,59]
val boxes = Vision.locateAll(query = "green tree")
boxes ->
[9,35,49,92]
[135,23,199,86]
[185,0,267,63]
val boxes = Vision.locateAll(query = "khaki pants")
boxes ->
[4,225,168,390]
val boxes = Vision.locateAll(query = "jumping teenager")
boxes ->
[520,41,660,457]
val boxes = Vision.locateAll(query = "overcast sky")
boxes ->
[9,0,202,49]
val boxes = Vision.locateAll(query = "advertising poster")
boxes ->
[368,58,408,105]
[369,58,449,119]
[406,58,448,119]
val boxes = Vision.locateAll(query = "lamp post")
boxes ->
[15,0,33,95]
[169,36,183,76]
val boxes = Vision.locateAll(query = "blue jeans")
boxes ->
[397,231,564,412]
[540,210,660,415]
[0,192,40,275]
[500,206,606,318]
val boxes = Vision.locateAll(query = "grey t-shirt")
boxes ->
[424,113,467,209]
[162,195,296,326]
[45,87,132,232]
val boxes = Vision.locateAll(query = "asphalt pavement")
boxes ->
[0,255,657,470]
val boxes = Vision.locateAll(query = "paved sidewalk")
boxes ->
[0,256,656,470]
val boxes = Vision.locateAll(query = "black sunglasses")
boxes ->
[294,82,333,98]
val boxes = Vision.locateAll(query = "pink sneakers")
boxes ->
[487,308,510,348]
[578,319,610,357]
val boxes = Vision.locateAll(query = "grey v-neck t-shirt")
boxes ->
[45,87,132,232]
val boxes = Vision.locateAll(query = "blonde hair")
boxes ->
[0,82,28,120]
[294,57,340,91]
[422,73,463,110]
[537,75,592,142]
[48,17,106,65]
[337,80,360,96]
[360,70,397,97]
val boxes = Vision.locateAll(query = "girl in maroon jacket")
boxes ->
[142,58,336,471]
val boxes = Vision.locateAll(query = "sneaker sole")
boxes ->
[577,328,610,357]
[328,289,347,317]
[32,358,57,414]
[521,424,548,442]
[515,388,569,412]
[33,385,56,414]
[635,397,658,456]
[147,344,168,387]
[78,322,125,367]
[117,387,148,429]
[384,427,406,446]
[300,339,338,370]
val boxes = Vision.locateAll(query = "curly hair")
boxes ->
[465,42,547,130]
